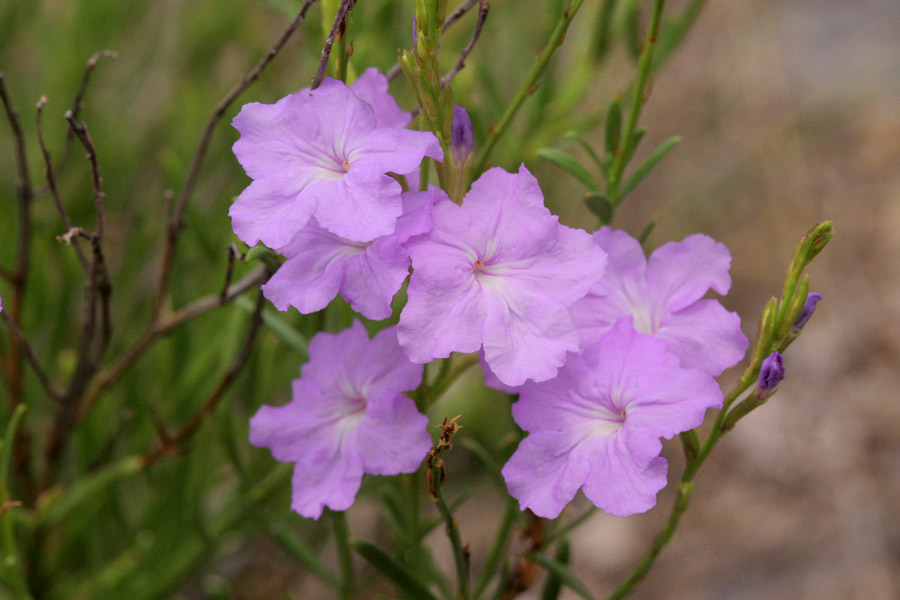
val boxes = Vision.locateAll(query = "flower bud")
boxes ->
[793,292,822,331]
[451,105,473,165]
[758,351,784,393]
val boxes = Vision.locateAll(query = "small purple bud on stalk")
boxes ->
[451,105,474,164]
[412,16,417,45]
[758,351,785,395]
[793,292,822,331]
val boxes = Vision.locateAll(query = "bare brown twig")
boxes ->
[311,0,358,89]
[152,0,319,321]
[440,0,490,88]
[0,311,62,402]
[77,265,268,425]
[0,71,36,501]
[46,50,117,184]
[37,97,89,270]
[141,289,266,468]
[65,111,107,242]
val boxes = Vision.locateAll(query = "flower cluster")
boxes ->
[238,70,748,519]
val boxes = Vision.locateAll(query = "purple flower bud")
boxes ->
[412,16,417,46]
[758,351,784,392]
[451,105,474,164]
[793,292,822,330]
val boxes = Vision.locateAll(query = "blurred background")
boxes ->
[0,0,897,598]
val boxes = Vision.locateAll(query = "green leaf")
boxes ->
[564,131,605,172]
[604,97,622,155]
[525,552,594,600]
[0,405,26,494]
[351,539,440,600]
[541,539,571,600]
[461,438,507,496]
[583,192,614,225]
[622,0,642,61]
[537,147,600,192]
[235,296,308,359]
[39,456,143,527]
[618,136,680,200]
[252,510,338,588]
[636,214,661,244]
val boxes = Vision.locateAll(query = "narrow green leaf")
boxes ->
[39,456,143,527]
[461,438,506,495]
[636,214,661,244]
[622,0,642,61]
[622,127,647,168]
[619,136,680,200]
[253,510,338,588]
[541,539,571,600]
[351,539,440,600]
[537,147,600,192]
[525,552,593,600]
[583,193,614,225]
[564,131,605,172]
[604,97,622,155]
[0,405,26,492]
[235,296,308,359]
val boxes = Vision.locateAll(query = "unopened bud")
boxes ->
[451,105,473,164]
[758,351,784,393]
[793,292,822,331]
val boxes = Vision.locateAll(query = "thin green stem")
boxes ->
[603,369,756,600]
[472,0,587,174]
[335,23,349,82]
[332,510,355,599]
[432,462,470,600]
[474,500,518,599]
[608,0,665,203]
[429,355,479,404]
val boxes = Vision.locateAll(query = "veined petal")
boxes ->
[355,388,431,475]
[310,170,402,242]
[350,68,412,130]
[502,431,592,519]
[262,222,363,314]
[355,326,424,395]
[229,175,315,248]
[482,282,579,386]
[656,299,748,376]
[290,442,364,519]
[351,128,443,174]
[582,428,668,517]
[647,234,733,312]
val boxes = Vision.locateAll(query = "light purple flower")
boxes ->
[398,165,607,387]
[350,68,412,130]
[230,78,442,246]
[262,189,441,320]
[249,322,431,519]
[569,227,748,376]
[502,317,723,518]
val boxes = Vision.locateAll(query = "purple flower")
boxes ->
[758,351,785,392]
[398,166,607,387]
[451,105,473,164]
[569,227,748,376]
[502,318,723,518]
[349,68,412,130]
[262,189,441,320]
[249,322,431,519]
[230,78,442,246]
[793,292,822,330]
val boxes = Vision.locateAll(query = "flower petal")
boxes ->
[309,170,403,242]
[355,388,431,475]
[655,299,748,376]
[647,234,733,312]
[350,68,412,130]
[502,430,592,518]
[289,442,364,519]
[229,175,316,248]
[581,428,668,517]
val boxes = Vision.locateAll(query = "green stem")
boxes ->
[473,500,518,599]
[608,0,665,203]
[603,369,757,600]
[332,510,355,599]
[429,355,479,404]
[431,463,470,600]
[472,0,587,174]
[336,23,348,82]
